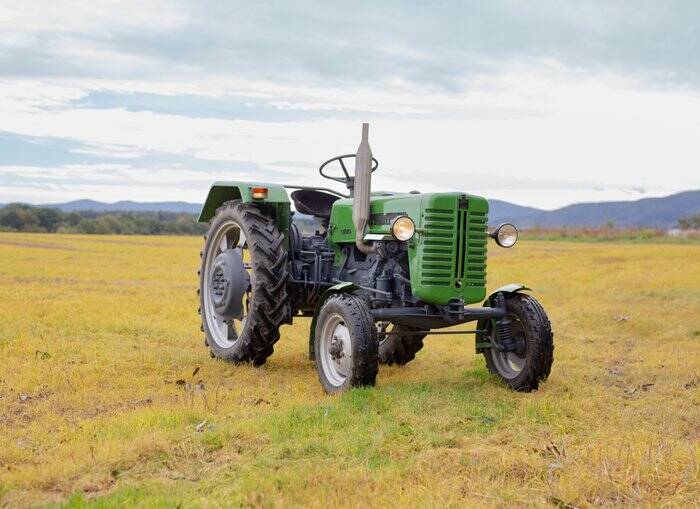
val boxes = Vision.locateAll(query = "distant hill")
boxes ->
[488,200,543,225]
[492,190,700,229]
[36,199,202,214]
[3,190,698,229]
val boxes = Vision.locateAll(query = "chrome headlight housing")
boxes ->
[391,216,415,241]
[491,223,518,248]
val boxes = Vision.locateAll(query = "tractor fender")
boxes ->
[197,181,290,223]
[308,282,358,360]
[476,284,530,353]
[486,284,530,302]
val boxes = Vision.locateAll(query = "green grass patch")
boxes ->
[2,234,698,508]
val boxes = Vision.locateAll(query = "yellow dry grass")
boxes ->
[0,232,698,508]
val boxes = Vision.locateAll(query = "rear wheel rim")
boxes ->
[319,313,352,387]
[377,321,393,346]
[491,315,527,379]
[203,220,251,349]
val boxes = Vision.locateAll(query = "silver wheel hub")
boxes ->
[319,314,352,387]
[376,321,390,345]
[202,220,251,349]
[209,248,249,321]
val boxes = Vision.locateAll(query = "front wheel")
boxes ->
[314,294,378,394]
[484,293,553,391]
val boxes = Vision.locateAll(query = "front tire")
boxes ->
[378,323,426,366]
[484,293,553,391]
[314,294,378,394]
[199,201,290,366]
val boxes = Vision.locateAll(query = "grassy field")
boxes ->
[0,233,698,508]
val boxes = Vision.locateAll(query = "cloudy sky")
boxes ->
[1,1,699,209]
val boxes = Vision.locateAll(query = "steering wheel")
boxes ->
[319,154,379,185]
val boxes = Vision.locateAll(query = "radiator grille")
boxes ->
[419,205,487,288]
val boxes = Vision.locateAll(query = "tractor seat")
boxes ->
[290,189,340,219]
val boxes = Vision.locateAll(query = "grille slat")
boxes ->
[465,210,487,287]
[421,208,455,287]
[454,209,465,278]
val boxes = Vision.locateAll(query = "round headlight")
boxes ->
[493,223,518,248]
[391,216,415,241]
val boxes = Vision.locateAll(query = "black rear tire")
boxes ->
[484,293,553,391]
[314,294,378,394]
[199,201,290,366]
[378,323,426,366]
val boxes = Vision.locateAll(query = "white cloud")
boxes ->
[5,64,699,207]
[1,2,699,208]
[0,1,186,33]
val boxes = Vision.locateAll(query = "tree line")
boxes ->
[677,214,700,230]
[2,202,698,236]
[0,203,207,235]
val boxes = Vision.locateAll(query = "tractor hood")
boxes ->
[329,191,489,305]
[330,191,488,239]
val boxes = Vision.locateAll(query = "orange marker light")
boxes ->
[251,187,268,199]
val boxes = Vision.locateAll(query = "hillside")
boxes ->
[3,190,698,229]
[487,199,544,225]
[493,190,700,229]
[36,199,202,214]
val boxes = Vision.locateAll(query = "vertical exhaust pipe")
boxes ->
[352,123,376,254]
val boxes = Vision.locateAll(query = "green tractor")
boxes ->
[197,124,553,394]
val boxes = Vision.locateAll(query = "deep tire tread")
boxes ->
[199,201,291,366]
[484,293,553,392]
[379,325,426,366]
